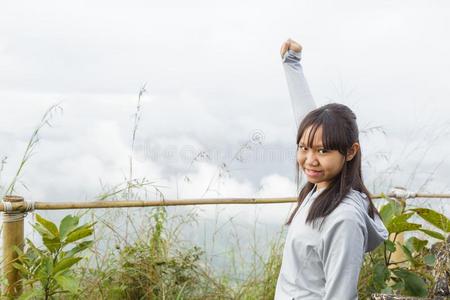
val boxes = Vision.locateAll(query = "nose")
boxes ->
[305,150,319,166]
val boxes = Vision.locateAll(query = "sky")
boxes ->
[0,0,449,235]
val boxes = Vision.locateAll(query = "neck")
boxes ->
[315,184,325,193]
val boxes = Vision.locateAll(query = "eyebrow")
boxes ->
[299,142,325,147]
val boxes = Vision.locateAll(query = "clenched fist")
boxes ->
[280,39,303,58]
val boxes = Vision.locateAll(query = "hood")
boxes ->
[345,189,389,252]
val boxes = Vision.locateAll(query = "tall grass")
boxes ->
[4,104,62,196]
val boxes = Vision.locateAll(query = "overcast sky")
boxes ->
[1,0,449,229]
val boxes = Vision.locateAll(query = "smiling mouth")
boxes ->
[305,169,323,177]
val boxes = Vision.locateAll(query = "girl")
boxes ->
[275,39,389,300]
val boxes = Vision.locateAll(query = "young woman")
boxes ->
[275,39,389,300]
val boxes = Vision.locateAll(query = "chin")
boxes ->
[306,178,320,184]
[305,175,325,184]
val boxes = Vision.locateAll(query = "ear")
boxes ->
[346,143,360,161]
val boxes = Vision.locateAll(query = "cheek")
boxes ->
[325,155,345,172]
[296,151,305,167]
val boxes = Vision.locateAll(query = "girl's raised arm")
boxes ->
[280,40,317,129]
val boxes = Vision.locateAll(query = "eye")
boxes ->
[318,148,328,154]
[297,145,307,151]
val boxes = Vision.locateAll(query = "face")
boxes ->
[297,125,346,190]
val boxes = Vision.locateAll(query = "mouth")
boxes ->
[304,168,323,177]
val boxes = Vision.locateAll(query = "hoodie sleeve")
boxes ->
[282,49,317,129]
[320,217,366,300]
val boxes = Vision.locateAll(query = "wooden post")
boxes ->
[2,195,25,297]
[388,196,406,267]
[389,232,405,265]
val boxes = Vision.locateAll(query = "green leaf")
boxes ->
[66,240,94,257]
[409,208,450,232]
[12,262,28,275]
[387,220,422,234]
[392,268,408,279]
[384,239,396,252]
[392,268,428,297]
[387,213,422,233]
[418,228,445,240]
[13,245,24,256]
[55,274,79,294]
[43,236,61,253]
[372,262,390,290]
[424,254,436,266]
[380,200,403,226]
[36,213,59,238]
[391,280,404,290]
[404,273,428,297]
[405,236,428,253]
[36,256,53,279]
[17,289,43,300]
[400,244,418,267]
[59,215,79,240]
[53,257,82,275]
[24,238,45,260]
[65,227,93,243]
[32,223,56,239]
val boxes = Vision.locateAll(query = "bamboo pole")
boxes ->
[0,193,449,212]
[2,195,25,297]
[1,197,302,211]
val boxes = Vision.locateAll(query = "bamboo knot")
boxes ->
[2,196,35,222]
[387,187,417,199]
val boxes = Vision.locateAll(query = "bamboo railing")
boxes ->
[2,193,450,212]
[1,188,449,298]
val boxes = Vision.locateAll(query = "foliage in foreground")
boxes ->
[13,214,95,300]
[359,195,449,299]
[6,197,448,300]
[78,208,229,300]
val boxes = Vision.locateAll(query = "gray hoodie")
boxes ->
[274,50,389,299]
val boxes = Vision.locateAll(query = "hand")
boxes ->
[280,39,303,58]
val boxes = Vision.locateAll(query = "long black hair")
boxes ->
[287,103,379,230]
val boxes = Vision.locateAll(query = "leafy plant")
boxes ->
[13,214,95,300]
[359,196,449,298]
